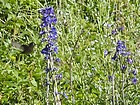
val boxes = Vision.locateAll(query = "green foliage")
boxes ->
[0,0,139,104]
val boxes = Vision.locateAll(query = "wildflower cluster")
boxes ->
[112,40,131,60]
[39,7,62,78]
[104,22,124,35]
[103,8,139,104]
[39,7,66,103]
[104,13,138,85]
[131,69,138,85]
[111,26,124,35]
[104,10,125,36]
[39,7,58,58]
[111,40,137,84]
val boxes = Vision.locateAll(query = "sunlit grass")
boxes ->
[0,0,139,104]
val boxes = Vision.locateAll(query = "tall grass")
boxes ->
[0,0,139,104]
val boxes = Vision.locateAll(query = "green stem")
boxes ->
[122,73,125,104]
[112,73,115,105]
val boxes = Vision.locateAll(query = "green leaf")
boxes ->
[31,78,37,87]
[5,3,11,9]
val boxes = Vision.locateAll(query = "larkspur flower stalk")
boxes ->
[104,39,136,104]
[39,7,62,105]
[104,9,138,104]
[110,40,137,104]
[104,20,138,104]
[112,40,128,104]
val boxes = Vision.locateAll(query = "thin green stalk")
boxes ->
[49,54,61,105]
[70,63,74,104]
[122,73,125,104]
[112,73,115,105]
[68,31,83,104]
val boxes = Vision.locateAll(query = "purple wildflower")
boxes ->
[132,77,137,85]
[48,28,58,40]
[112,29,117,35]
[39,7,58,59]
[41,44,51,55]
[39,7,57,27]
[111,40,131,61]
[41,38,48,42]
[104,50,108,57]
[53,46,58,53]
[132,69,137,75]
[40,30,46,35]
[116,40,126,53]
[118,26,124,31]
[40,22,48,28]
[56,73,62,80]
[121,65,127,73]
[127,58,133,64]
[55,58,61,62]
[108,75,113,81]
[121,51,131,56]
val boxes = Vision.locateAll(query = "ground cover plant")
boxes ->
[0,0,140,105]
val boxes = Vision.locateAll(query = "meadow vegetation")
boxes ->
[0,0,139,104]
